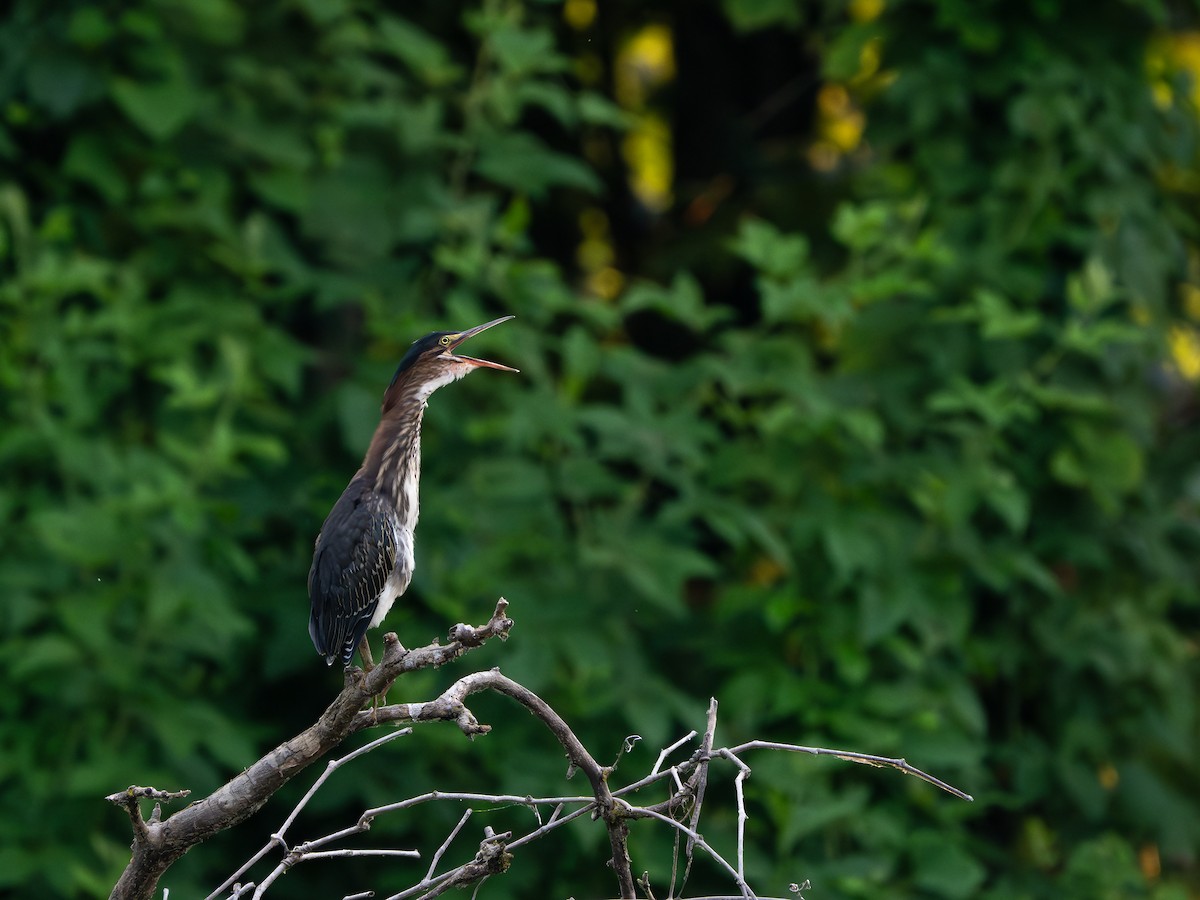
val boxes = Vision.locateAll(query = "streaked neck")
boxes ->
[364,399,426,529]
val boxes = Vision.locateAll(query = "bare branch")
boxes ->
[209,665,973,900]
[252,846,420,900]
[425,809,473,881]
[249,686,972,900]
[383,829,513,900]
[104,787,191,846]
[717,749,753,883]
[726,740,975,802]
[625,801,755,900]
[678,698,719,896]
[505,800,597,851]
[652,730,698,776]
[210,730,418,900]
[427,669,639,899]
[291,850,420,861]
[113,595,975,900]
[217,663,642,899]
[361,790,594,824]
[111,600,513,900]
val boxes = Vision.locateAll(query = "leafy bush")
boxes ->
[1,0,1197,897]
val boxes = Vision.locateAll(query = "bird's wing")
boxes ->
[308,484,397,665]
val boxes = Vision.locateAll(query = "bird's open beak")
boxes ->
[445,315,520,372]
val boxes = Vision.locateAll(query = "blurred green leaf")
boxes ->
[730,217,809,278]
[111,69,198,139]
[721,0,802,32]
[2,2,1198,899]
[908,831,988,899]
[377,14,462,85]
[474,133,602,196]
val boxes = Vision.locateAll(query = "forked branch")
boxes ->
[212,679,973,900]
[109,598,972,900]
[108,599,514,900]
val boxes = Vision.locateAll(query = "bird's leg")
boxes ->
[358,635,376,673]
[356,636,388,720]
[355,638,388,724]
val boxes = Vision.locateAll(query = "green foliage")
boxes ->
[1,0,1199,898]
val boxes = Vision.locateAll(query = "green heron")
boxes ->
[308,316,518,667]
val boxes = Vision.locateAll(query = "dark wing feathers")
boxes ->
[308,482,398,665]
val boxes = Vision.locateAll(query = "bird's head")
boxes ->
[383,315,519,411]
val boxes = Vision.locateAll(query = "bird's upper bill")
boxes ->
[441,316,520,372]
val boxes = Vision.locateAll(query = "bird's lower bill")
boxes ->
[452,354,519,372]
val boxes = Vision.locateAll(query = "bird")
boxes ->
[308,315,518,668]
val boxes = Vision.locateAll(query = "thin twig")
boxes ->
[726,740,975,802]
[206,843,278,900]
[625,802,756,900]
[680,698,719,895]
[651,730,698,776]
[668,823,682,900]
[717,749,752,883]
[385,830,512,900]
[283,729,415,835]
[298,850,420,861]
[211,730,415,900]
[426,809,473,881]
[418,669,638,898]
[361,790,594,824]
[506,801,597,851]
[383,869,457,900]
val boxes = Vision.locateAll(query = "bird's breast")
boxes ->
[401,451,420,532]
[370,516,414,628]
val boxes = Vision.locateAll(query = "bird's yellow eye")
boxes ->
[440,335,453,346]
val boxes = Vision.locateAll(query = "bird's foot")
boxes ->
[352,637,388,717]
[369,687,391,723]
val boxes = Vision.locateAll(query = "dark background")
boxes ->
[2,0,1199,897]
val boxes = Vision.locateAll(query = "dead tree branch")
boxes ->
[213,689,972,899]
[108,598,514,900]
[347,668,637,897]
[110,598,973,900]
